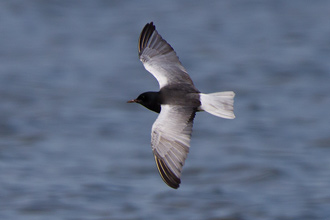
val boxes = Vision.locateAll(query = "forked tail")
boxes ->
[199,91,235,119]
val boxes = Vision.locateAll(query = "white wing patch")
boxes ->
[142,61,169,88]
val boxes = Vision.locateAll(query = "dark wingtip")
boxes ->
[138,22,156,55]
[154,155,181,189]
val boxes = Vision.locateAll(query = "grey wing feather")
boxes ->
[138,22,195,89]
[151,105,196,189]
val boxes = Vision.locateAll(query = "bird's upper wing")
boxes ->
[139,22,194,89]
[151,105,196,189]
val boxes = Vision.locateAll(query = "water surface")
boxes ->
[1,1,330,220]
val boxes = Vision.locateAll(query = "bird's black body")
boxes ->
[134,84,201,114]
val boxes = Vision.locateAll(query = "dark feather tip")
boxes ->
[154,155,181,189]
[138,22,156,55]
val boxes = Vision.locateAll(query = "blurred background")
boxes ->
[1,1,330,220]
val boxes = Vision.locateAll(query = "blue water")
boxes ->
[1,1,330,219]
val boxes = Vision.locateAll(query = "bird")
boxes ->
[128,22,235,189]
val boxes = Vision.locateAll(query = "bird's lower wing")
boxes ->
[151,105,196,189]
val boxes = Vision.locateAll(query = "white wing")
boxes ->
[151,105,196,189]
[138,22,194,89]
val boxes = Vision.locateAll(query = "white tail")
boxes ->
[199,91,235,119]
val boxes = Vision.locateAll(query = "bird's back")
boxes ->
[159,84,200,107]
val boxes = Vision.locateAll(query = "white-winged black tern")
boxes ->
[128,22,235,189]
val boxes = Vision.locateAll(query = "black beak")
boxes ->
[127,99,138,103]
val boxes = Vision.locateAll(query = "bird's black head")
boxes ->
[127,91,161,113]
